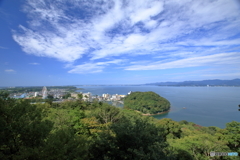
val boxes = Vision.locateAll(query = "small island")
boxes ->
[124,91,171,115]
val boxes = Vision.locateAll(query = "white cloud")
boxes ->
[12,0,240,73]
[68,59,124,74]
[29,62,40,65]
[163,67,240,79]
[124,34,146,45]
[0,46,7,49]
[127,0,164,24]
[13,25,87,62]
[176,37,240,46]
[203,73,240,78]
[125,52,240,70]
[5,69,15,73]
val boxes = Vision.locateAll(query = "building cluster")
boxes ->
[71,92,129,102]
[10,86,132,102]
[11,92,40,99]
[47,88,71,99]
[100,93,126,101]
[71,92,91,101]
[11,86,71,100]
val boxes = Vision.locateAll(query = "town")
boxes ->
[4,86,131,103]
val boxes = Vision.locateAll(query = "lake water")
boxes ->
[76,85,240,128]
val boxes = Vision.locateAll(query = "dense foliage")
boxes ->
[0,91,239,160]
[124,91,171,114]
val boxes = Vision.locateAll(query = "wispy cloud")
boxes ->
[11,0,240,75]
[68,59,124,74]
[162,67,240,81]
[29,62,40,65]
[203,72,240,78]
[125,52,240,70]
[5,69,16,73]
[0,46,7,49]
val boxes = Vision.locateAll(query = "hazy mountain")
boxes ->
[146,79,240,86]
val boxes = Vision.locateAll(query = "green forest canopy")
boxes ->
[0,91,239,159]
[124,91,171,114]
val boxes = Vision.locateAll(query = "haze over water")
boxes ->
[77,85,240,128]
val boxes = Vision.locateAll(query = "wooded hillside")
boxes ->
[124,91,170,114]
[0,91,239,160]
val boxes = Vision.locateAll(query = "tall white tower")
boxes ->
[42,86,48,99]
[34,92,38,97]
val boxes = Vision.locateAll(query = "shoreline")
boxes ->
[142,110,170,116]
[134,109,171,116]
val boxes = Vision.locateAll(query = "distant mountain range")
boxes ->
[146,79,240,86]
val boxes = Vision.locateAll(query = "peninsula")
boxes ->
[124,91,171,115]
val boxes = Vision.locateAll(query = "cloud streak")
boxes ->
[68,59,124,74]
[29,62,40,65]
[0,46,7,49]
[11,0,240,74]
[125,52,240,70]
[5,69,16,73]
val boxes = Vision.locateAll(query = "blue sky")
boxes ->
[0,0,240,86]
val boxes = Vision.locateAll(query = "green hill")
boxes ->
[124,91,170,114]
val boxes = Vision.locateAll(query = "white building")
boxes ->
[119,95,126,98]
[98,97,103,101]
[102,93,111,100]
[34,92,38,97]
[82,92,92,101]
[71,93,78,99]
[42,87,48,99]
[111,94,120,101]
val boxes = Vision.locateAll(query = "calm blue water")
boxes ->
[77,85,240,128]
